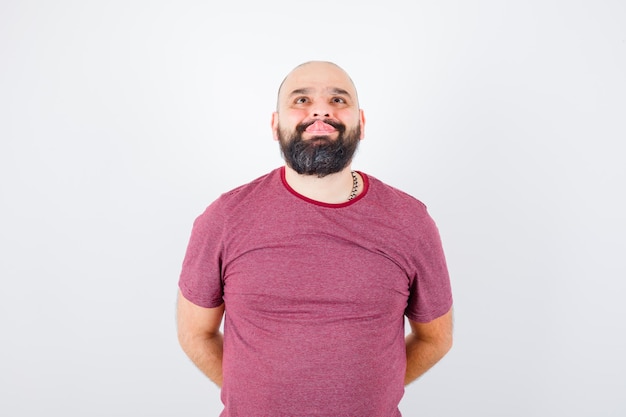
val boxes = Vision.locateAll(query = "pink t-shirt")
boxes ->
[179,167,452,417]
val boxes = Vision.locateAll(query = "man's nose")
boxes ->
[311,102,331,118]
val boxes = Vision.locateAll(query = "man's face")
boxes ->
[272,62,365,177]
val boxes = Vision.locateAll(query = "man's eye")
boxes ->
[295,97,308,104]
[332,97,346,104]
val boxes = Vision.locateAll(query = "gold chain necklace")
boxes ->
[348,171,359,201]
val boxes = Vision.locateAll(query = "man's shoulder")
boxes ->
[193,168,281,225]
[365,173,428,212]
[197,167,281,217]
[219,168,280,200]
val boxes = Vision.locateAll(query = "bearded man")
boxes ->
[176,61,454,417]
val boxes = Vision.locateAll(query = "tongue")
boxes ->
[305,120,336,133]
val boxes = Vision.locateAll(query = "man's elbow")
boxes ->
[429,325,453,361]
[177,328,195,356]
[440,333,453,357]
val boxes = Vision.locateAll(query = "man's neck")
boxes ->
[283,165,359,204]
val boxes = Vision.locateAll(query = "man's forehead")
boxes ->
[279,62,357,98]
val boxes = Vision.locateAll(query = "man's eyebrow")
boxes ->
[288,87,352,97]
[288,88,313,96]
[329,88,351,97]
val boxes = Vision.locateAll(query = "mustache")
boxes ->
[295,119,346,134]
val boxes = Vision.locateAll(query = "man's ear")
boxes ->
[271,112,279,141]
[359,109,366,140]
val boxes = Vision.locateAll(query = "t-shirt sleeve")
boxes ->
[178,201,225,308]
[405,209,453,323]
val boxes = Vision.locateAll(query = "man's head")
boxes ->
[272,61,366,177]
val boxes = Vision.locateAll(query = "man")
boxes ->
[177,61,453,417]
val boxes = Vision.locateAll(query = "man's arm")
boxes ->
[176,290,225,387]
[405,308,454,385]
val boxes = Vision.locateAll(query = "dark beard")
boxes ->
[278,120,361,178]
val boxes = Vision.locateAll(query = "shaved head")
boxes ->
[276,61,360,111]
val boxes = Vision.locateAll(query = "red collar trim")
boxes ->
[280,166,369,208]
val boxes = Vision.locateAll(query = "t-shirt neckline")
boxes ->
[279,166,369,208]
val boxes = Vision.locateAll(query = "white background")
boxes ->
[1,1,625,416]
